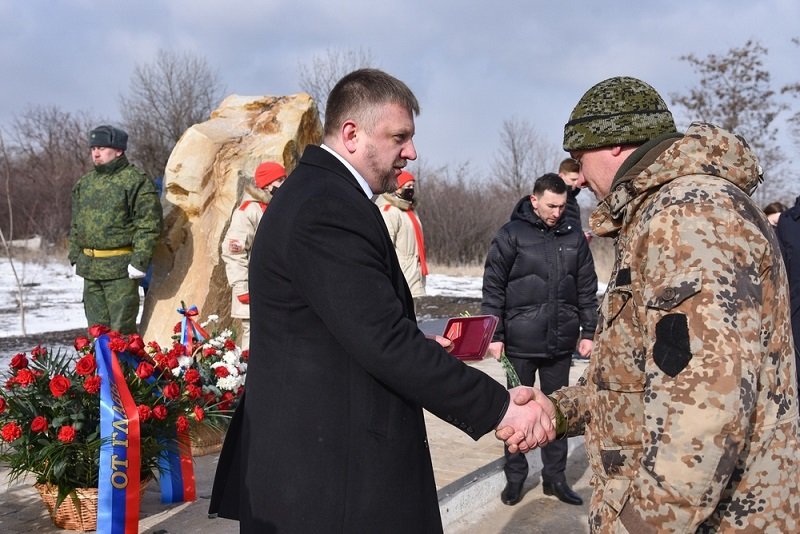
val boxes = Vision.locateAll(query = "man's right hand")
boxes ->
[486,341,504,361]
[495,386,556,453]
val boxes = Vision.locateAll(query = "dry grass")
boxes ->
[428,262,485,277]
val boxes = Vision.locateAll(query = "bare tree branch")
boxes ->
[669,40,789,203]
[297,47,375,120]
[120,49,226,179]
[0,132,26,335]
[493,117,562,198]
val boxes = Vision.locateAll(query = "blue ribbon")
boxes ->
[96,335,141,534]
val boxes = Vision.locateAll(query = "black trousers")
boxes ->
[504,355,571,484]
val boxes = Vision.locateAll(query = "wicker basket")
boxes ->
[35,479,150,532]
[35,483,98,532]
[190,424,227,456]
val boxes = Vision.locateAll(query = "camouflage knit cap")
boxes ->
[563,76,676,152]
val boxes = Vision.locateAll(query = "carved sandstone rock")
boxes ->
[140,93,322,345]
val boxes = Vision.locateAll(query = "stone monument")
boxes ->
[140,93,322,345]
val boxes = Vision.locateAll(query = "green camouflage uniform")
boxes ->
[551,123,799,532]
[68,155,162,333]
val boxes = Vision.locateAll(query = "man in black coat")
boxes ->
[209,69,554,533]
[481,173,598,507]
[776,195,800,386]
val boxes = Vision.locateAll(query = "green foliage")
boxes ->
[499,352,521,388]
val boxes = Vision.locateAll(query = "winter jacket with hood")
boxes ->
[480,196,597,359]
[375,193,426,297]
[221,183,273,318]
[550,123,800,532]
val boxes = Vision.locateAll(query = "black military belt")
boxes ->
[82,246,133,258]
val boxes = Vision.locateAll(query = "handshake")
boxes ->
[495,387,558,454]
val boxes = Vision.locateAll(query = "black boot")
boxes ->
[542,480,583,505]
[500,481,524,506]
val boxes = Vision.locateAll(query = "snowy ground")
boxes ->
[0,257,482,367]
[0,257,86,337]
[0,257,481,338]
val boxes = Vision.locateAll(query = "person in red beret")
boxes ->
[220,161,286,349]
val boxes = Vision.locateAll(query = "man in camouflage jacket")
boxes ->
[68,125,162,334]
[540,77,799,532]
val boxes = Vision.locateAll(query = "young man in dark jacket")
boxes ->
[481,173,598,507]
[776,195,800,386]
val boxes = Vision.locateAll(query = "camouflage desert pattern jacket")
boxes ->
[550,122,799,532]
[68,155,162,281]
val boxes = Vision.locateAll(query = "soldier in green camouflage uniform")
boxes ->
[538,77,798,532]
[68,125,162,334]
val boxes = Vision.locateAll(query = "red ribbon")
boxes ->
[405,210,429,276]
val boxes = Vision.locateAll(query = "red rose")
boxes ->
[88,324,110,338]
[153,405,168,420]
[224,339,237,351]
[31,415,48,433]
[127,334,145,355]
[185,384,202,399]
[49,375,71,397]
[153,353,169,369]
[1,422,22,442]
[167,356,180,370]
[30,345,47,359]
[14,369,36,386]
[176,415,190,433]
[202,347,217,357]
[73,336,91,351]
[0,397,5,414]
[171,342,187,356]
[83,375,102,394]
[137,404,152,422]
[109,337,128,353]
[184,368,201,385]
[146,340,162,354]
[193,405,206,422]
[136,362,155,379]
[75,354,96,376]
[10,353,28,369]
[241,349,249,361]
[173,322,182,334]
[219,391,235,411]
[214,366,230,378]
[162,382,181,400]
[57,425,77,443]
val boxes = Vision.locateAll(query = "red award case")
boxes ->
[442,315,499,361]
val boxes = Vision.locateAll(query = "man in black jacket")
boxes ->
[481,173,598,507]
[776,195,800,386]
[558,157,583,230]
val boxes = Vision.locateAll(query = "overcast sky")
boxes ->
[1,0,798,178]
